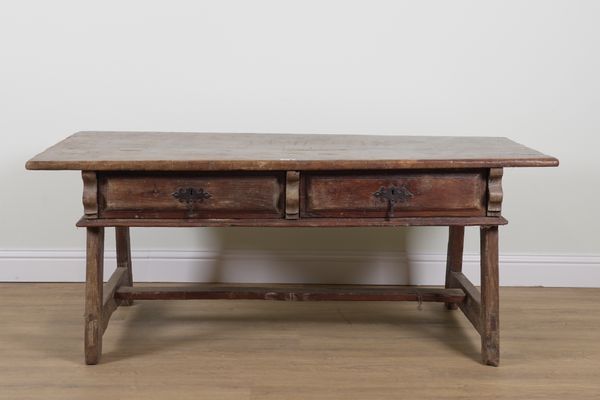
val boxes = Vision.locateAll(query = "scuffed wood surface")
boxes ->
[452,271,482,334]
[480,225,500,366]
[115,227,134,306]
[84,227,104,365]
[444,226,465,310]
[76,215,508,228]
[115,284,466,303]
[98,172,284,219]
[26,131,559,171]
[302,171,487,218]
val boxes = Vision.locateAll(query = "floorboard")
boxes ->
[0,283,598,400]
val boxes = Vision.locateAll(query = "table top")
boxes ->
[26,131,558,171]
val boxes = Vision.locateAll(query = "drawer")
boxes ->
[301,171,487,218]
[98,173,285,219]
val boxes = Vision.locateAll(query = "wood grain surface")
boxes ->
[76,215,508,227]
[480,225,500,366]
[114,284,466,303]
[444,226,465,310]
[84,227,104,365]
[301,171,487,218]
[1,284,598,400]
[26,131,559,171]
[97,172,284,219]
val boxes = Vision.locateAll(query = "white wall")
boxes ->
[1,1,599,285]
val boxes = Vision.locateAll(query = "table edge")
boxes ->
[26,158,559,171]
[76,216,509,228]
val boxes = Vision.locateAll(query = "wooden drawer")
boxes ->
[98,173,285,219]
[301,170,487,218]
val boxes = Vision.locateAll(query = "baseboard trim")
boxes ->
[0,250,598,287]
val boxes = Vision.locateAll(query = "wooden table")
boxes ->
[26,132,558,366]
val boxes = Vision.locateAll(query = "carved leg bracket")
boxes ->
[285,171,300,219]
[487,168,503,216]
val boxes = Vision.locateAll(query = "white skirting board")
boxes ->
[0,250,599,287]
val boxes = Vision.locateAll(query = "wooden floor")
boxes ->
[0,284,599,399]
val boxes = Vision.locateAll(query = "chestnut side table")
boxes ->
[26,132,558,365]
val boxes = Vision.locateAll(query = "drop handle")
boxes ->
[373,185,413,219]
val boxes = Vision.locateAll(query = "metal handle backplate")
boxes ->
[172,187,212,204]
[373,185,413,219]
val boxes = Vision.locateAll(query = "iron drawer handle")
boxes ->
[172,187,212,204]
[373,185,413,219]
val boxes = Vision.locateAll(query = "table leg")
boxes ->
[84,227,104,365]
[444,226,465,310]
[115,227,133,306]
[480,225,500,366]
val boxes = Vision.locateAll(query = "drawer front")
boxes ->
[301,171,487,218]
[98,173,285,219]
